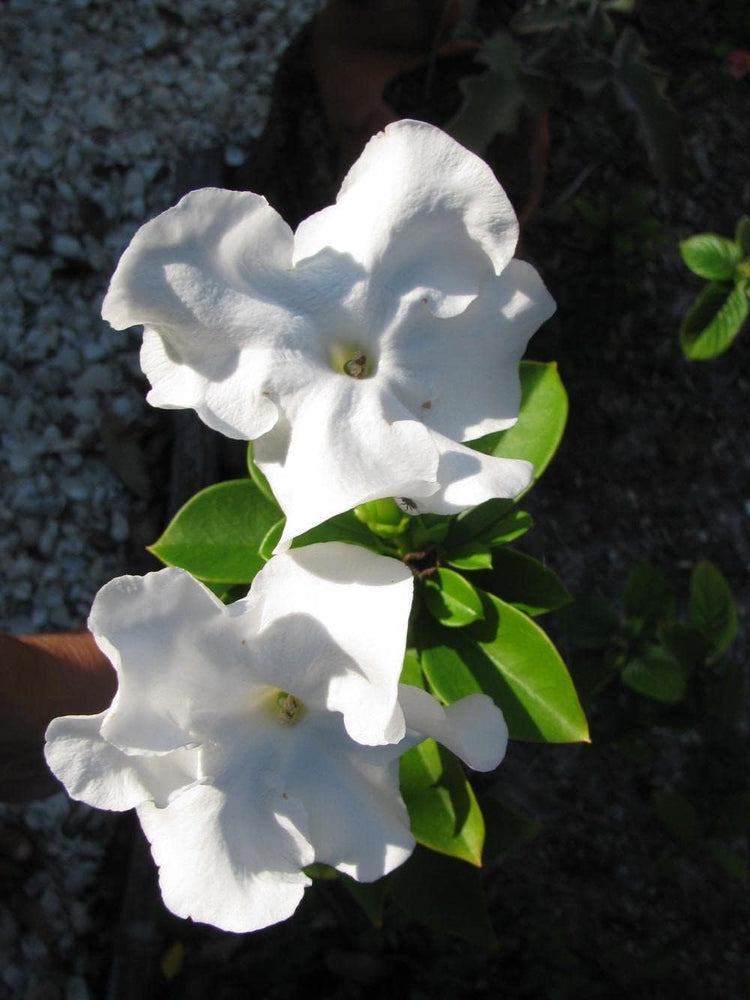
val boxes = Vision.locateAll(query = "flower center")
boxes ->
[329,343,375,379]
[276,691,304,726]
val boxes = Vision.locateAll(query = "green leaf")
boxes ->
[468,361,568,488]
[340,874,389,927]
[475,548,571,616]
[659,622,708,675]
[680,280,749,360]
[481,796,540,860]
[446,543,493,571]
[621,646,686,703]
[258,518,285,562]
[389,847,495,947]
[448,502,532,549]
[400,648,425,689]
[610,28,681,185]
[246,443,277,504]
[652,788,698,844]
[679,233,741,281]
[400,740,485,866]
[149,478,282,584]
[421,568,485,628]
[735,216,750,257]
[554,595,620,649]
[689,560,738,655]
[623,561,675,624]
[292,509,387,552]
[419,592,589,743]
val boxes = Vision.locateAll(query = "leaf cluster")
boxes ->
[679,217,750,359]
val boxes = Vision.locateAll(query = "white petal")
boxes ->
[245,543,413,746]
[44,713,200,811]
[254,376,440,546]
[285,715,414,882]
[89,569,263,754]
[398,430,533,516]
[398,685,508,772]
[137,777,313,933]
[294,120,519,318]
[384,260,556,442]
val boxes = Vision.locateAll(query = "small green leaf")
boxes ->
[623,560,675,624]
[621,646,686,703]
[389,847,495,947]
[689,560,738,655]
[554,595,620,649]
[421,568,485,628]
[446,543,493,571]
[340,874,389,927]
[448,501,532,549]
[400,740,485,866]
[149,478,282,584]
[400,648,425,689]
[258,518,285,562]
[292,509,388,552]
[679,233,741,281]
[468,361,568,488]
[652,788,698,844]
[419,592,589,743]
[680,281,749,360]
[659,622,708,675]
[246,443,277,504]
[735,216,750,257]
[475,548,571,616]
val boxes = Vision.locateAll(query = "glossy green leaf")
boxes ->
[149,478,282,584]
[689,560,738,655]
[400,648,425,689]
[623,560,675,624]
[448,503,532,549]
[400,740,485,866]
[258,518,285,562]
[621,646,686,703]
[475,548,571,616]
[389,847,495,947]
[680,280,748,359]
[679,233,741,281]
[421,568,484,628]
[468,361,568,488]
[419,592,589,743]
[446,543,493,571]
[246,443,277,504]
[292,509,387,552]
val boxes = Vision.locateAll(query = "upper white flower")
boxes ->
[44,543,507,933]
[102,120,555,547]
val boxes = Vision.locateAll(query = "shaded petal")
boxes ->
[383,260,556,441]
[104,188,365,441]
[398,685,508,772]
[396,430,533,515]
[294,120,519,318]
[245,544,413,746]
[137,776,313,933]
[285,715,414,882]
[254,377,440,546]
[44,713,200,811]
[89,569,262,754]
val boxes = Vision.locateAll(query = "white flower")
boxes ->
[44,543,507,933]
[102,120,555,547]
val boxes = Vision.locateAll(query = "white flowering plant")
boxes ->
[46,121,588,942]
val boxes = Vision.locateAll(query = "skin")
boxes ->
[0,631,116,802]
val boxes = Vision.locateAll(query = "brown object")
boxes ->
[0,630,115,802]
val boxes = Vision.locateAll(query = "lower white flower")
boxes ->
[44,543,507,933]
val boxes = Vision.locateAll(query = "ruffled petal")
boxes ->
[44,713,201,810]
[89,569,263,754]
[396,430,533,516]
[294,120,519,318]
[104,188,365,441]
[245,543,413,746]
[137,775,314,933]
[398,685,508,772]
[254,376,440,546]
[382,259,556,441]
[284,714,414,882]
